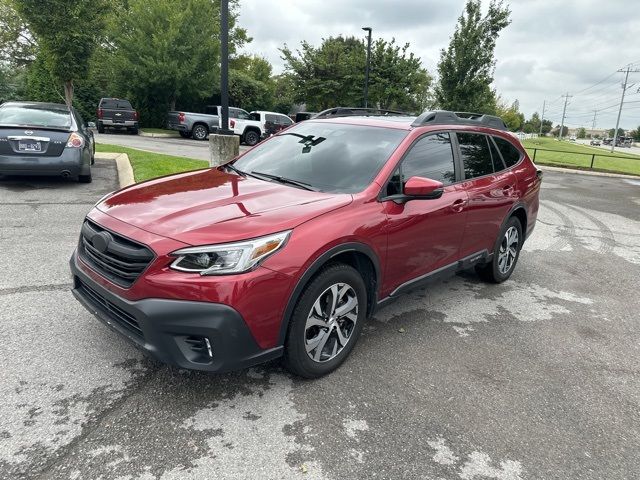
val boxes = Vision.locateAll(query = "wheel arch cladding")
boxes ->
[277,243,381,345]
[510,206,527,239]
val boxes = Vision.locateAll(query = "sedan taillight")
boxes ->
[66,132,85,148]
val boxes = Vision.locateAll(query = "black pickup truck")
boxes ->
[97,98,139,134]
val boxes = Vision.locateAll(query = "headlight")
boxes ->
[170,230,291,275]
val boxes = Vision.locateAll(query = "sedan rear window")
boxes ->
[233,122,407,193]
[0,104,72,129]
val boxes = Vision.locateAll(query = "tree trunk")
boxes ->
[64,80,74,107]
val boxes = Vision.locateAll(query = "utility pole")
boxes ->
[559,93,571,141]
[611,65,640,152]
[362,27,372,108]
[591,110,597,130]
[539,100,546,136]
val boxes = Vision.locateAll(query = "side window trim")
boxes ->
[487,135,507,172]
[378,130,459,201]
[492,135,524,168]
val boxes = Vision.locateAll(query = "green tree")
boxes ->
[0,0,36,67]
[522,112,540,134]
[435,0,511,113]
[368,38,432,112]
[228,70,272,111]
[12,0,111,106]
[632,127,640,142]
[576,127,586,139]
[281,36,364,110]
[495,98,524,131]
[271,74,296,114]
[110,0,248,126]
[552,125,568,138]
[281,36,430,112]
[608,128,624,138]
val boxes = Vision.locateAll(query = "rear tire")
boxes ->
[283,263,367,378]
[130,127,138,135]
[192,124,208,141]
[97,122,105,134]
[243,129,260,146]
[476,216,523,283]
[179,131,191,138]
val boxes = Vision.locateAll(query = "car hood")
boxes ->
[97,168,352,245]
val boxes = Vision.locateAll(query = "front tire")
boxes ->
[476,216,522,283]
[283,263,367,378]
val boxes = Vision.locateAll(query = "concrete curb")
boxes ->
[139,131,179,138]
[537,164,639,179]
[95,152,135,188]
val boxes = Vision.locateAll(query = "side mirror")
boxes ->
[87,121,96,129]
[404,176,444,199]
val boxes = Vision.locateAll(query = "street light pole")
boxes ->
[220,0,231,135]
[362,27,372,108]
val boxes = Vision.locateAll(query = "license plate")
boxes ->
[18,141,41,152]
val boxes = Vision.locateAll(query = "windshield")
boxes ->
[0,104,72,129]
[233,122,407,193]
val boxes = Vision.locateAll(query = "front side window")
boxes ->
[457,133,495,179]
[233,122,407,193]
[401,133,456,185]
[493,136,522,168]
[265,114,278,123]
[235,109,250,120]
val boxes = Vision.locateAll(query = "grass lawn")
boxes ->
[95,144,207,183]
[522,137,640,175]
[139,128,179,136]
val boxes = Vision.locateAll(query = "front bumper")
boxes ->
[70,250,283,372]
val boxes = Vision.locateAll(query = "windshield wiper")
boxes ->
[224,163,246,177]
[250,171,317,191]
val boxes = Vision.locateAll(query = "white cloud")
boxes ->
[237,0,640,129]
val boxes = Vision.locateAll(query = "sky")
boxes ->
[237,0,640,130]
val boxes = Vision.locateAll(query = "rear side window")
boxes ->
[493,136,523,167]
[100,99,132,110]
[457,133,494,179]
[278,115,293,126]
[265,114,278,123]
[401,132,456,185]
[0,104,71,129]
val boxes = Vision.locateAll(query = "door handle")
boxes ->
[451,198,466,212]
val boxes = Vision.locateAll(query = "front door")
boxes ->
[382,132,468,295]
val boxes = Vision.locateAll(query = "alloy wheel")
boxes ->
[497,226,519,275]
[304,283,358,363]
[193,125,208,140]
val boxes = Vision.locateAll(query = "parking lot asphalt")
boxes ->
[1,163,639,480]
[94,132,250,160]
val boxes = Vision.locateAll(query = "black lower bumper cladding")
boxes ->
[69,250,282,372]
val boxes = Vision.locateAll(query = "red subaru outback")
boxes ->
[70,110,541,378]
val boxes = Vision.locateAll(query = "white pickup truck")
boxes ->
[166,106,263,145]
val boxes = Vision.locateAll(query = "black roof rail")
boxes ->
[313,107,410,119]
[411,110,508,131]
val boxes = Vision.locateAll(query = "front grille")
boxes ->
[79,219,154,288]
[78,279,143,339]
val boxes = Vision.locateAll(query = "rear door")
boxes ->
[454,131,517,258]
[382,132,469,292]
